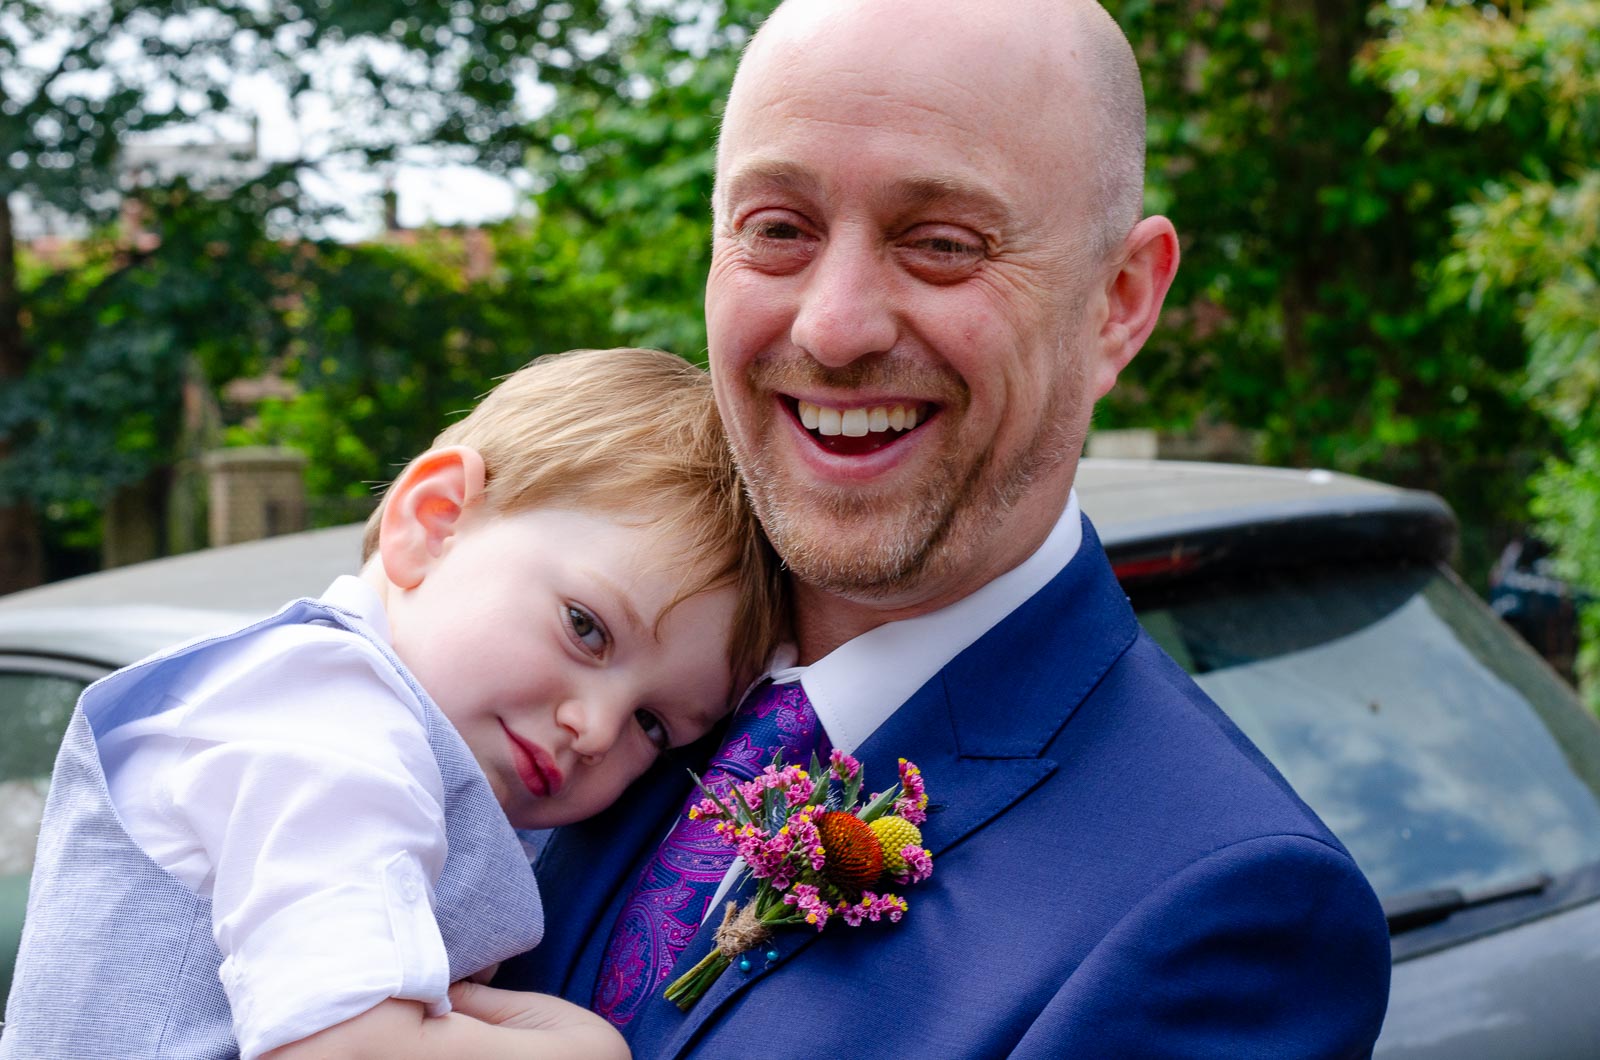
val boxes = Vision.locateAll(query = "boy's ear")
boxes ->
[378,446,488,590]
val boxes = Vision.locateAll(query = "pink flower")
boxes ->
[689,794,730,821]
[733,823,794,883]
[829,749,861,781]
[784,773,817,808]
[863,892,908,923]
[892,758,928,825]
[729,764,815,817]
[788,812,826,871]
[896,845,933,885]
[837,891,911,927]
[782,884,832,930]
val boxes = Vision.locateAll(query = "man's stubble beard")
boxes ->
[732,342,1090,603]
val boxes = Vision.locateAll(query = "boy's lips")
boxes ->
[501,721,564,798]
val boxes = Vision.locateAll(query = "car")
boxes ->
[3,461,1600,1056]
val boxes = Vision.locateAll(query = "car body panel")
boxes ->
[1380,895,1600,1057]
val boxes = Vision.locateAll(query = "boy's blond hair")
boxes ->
[363,347,786,693]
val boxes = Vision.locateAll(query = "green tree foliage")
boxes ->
[0,0,616,585]
[226,222,617,522]
[1103,0,1560,580]
[1363,0,1600,705]
[519,1,779,358]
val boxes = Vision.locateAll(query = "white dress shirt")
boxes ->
[705,491,1084,913]
[99,576,455,1059]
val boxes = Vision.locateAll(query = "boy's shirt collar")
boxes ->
[320,575,393,644]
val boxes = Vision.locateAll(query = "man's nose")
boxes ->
[790,234,898,368]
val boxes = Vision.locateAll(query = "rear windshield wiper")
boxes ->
[1383,871,1553,935]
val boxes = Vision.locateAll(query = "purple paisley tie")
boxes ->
[593,680,829,1026]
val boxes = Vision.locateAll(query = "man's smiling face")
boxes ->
[706,1,1106,621]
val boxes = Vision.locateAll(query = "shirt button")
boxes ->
[397,866,423,903]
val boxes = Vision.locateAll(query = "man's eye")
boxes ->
[566,605,608,655]
[634,708,669,750]
[753,220,805,241]
[909,234,983,257]
[898,229,986,282]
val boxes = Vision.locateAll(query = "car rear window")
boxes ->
[1130,560,1600,906]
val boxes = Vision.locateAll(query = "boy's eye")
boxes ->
[566,605,608,655]
[634,708,669,750]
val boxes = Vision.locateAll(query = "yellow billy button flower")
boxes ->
[869,816,923,877]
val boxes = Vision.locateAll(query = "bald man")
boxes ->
[500,1,1392,1055]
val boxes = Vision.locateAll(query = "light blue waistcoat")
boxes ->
[0,597,544,1059]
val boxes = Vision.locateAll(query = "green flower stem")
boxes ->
[664,949,731,1011]
[662,894,807,1011]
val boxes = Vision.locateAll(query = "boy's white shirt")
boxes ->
[99,575,455,1060]
[704,489,1083,916]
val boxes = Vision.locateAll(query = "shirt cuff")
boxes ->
[220,851,451,1058]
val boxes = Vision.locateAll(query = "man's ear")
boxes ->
[378,446,488,590]
[1089,216,1180,400]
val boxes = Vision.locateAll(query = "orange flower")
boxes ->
[816,811,884,892]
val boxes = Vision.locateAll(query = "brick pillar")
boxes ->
[202,447,307,547]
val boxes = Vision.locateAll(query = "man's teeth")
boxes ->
[797,400,922,437]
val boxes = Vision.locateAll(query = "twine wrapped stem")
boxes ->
[713,900,772,958]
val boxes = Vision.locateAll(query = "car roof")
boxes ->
[0,461,1452,669]
[0,523,366,668]
[1074,459,1452,552]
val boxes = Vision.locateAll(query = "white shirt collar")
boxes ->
[772,490,1082,753]
[320,575,393,644]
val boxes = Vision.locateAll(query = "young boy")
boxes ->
[0,348,786,1059]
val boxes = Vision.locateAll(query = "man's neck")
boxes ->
[791,518,1065,664]
[792,586,898,665]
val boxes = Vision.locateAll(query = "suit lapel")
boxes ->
[643,517,1140,1056]
[861,516,1139,864]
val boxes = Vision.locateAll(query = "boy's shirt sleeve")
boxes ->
[97,621,453,1060]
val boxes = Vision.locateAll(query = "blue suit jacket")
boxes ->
[500,517,1392,1057]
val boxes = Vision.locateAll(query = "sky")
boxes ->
[9,4,550,242]
[231,67,534,240]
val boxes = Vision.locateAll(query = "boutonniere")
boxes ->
[664,750,934,1011]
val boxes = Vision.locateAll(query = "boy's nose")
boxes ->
[556,696,625,762]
